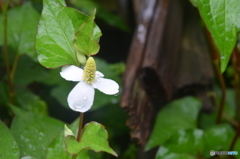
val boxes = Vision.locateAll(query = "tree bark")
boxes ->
[121,0,214,150]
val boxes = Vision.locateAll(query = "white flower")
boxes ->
[60,57,119,112]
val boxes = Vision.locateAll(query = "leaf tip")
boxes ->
[64,124,74,137]
[220,56,229,73]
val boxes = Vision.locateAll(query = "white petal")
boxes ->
[92,78,119,95]
[96,71,104,78]
[60,65,83,82]
[67,82,95,112]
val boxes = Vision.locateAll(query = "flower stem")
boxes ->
[1,0,15,104]
[205,28,226,124]
[77,113,84,142]
[72,113,84,159]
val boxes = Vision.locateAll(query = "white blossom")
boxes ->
[60,57,119,112]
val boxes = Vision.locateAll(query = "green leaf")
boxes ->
[196,0,240,72]
[64,124,74,137]
[46,130,71,159]
[74,9,101,55]
[203,124,234,157]
[163,129,204,155]
[235,139,240,159]
[21,157,38,159]
[1,2,40,59]
[47,119,89,159]
[0,121,20,159]
[15,89,48,115]
[198,112,217,130]
[10,106,64,158]
[65,122,118,157]
[14,55,49,86]
[145,97,201,151]
[155,146,196,159]
[35,0,101,68]
[70,0,130,32]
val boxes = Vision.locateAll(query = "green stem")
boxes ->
[205,29,226,124]
[11,54,21,81]
[72,113,84,159]
[2,0,15,104]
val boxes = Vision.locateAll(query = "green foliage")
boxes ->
[21,157,38,159]
[163,129,204,156]
[145,97,201,151]
[1,0,240,158]
[235,140,240,159]
[146,96,240,158]
[47,119,92,159]
[70,0,130,32]
[14,55,49,85]
[74,9,100,55]
[46,119,79,159]
[195,0,240,72]
[0,121,20,159]
[10,106,64,158]
[156,146,196,159]
[203,124,234,157]
[64,122,117,157]
[0,2,40,59]
[35,0,102,68]
[16,89,48,115]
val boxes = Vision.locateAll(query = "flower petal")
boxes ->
[92,78,119,95]
[60,65,83,82]
[67,82,95,112]
[96,71,104,78]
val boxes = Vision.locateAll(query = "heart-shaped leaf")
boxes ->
[35,0,101,68]
[0,121,20,159]
[65,122,117,157]
[74,9,101,55]
[145,97,201,151]
[196,0,240,72]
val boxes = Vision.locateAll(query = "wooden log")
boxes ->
[121,0,214,146]
[121,0,183,145]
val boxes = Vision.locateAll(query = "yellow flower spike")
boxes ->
[83,57,96,84]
